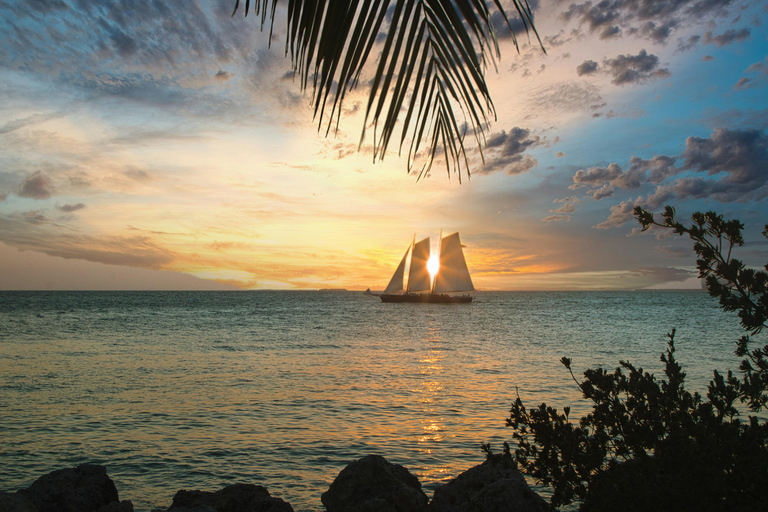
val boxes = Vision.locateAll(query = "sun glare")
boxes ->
[427,255,440,279]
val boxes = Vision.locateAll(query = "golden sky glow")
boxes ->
[1,1,766,290]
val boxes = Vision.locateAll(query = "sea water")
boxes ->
[0,290,755,511]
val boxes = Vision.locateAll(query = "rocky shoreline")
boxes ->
[0,454,548,512]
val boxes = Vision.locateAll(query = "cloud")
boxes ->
[530,81,604,114]
[582,128,768,228]
[703,27,751,47]
[589,184,615,200]
[677,35,701,53]
[477,127,542,175]
[124,168,152,182]
[57,203,86,212]
[549,195,583,214]
[733,76,749,87]
[735,56,768,90]
[0,214,176,269]
[576,60,598,76]
[560,0,735,44]
[0,112,66,134]
[19,171,54,199]
[604,49,671,85]
[215,70,233,82]
[490,0,542,40]
[632,266,696,282]
[594,199,639,229]
[542,214,571,223]
[633,20,676,44]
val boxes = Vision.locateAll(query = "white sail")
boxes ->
[407,237,431,292]
[433,232,474,293]
[384,245,410,294]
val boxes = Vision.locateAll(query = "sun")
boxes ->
[427,255,440,279]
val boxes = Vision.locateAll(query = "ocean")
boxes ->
[0,290,755,511]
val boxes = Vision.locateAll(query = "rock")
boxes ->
[17,464,121,512]
[321,455,428,512]
[0,491,37,512]
[95,501,134,512]
[428,455,548,512]
[167,483,293,512]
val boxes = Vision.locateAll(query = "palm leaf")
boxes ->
[233,0,543,180]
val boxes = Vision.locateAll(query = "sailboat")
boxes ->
[379,232,475,303]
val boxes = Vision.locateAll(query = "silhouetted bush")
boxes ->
[504,207,768,511]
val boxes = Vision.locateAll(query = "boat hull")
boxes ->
[379,293,473,303]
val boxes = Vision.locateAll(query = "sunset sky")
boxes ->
[1,0,766,290]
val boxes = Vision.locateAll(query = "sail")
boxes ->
[433,233,474,293]
[384,245,410,294]
[407,237,431,292]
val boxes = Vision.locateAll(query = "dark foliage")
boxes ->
[636,206,768,411]
[505,207,768,511]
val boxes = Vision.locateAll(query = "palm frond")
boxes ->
[233,0,543,180]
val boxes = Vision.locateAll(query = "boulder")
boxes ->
[95,501,134,512]
[17,464,122,512]
[428,455,548,512]
[321,455,428,512]
[0,491,37,512]
[167,483,293,512]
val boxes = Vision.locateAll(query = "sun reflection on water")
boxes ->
[417,324,447,451]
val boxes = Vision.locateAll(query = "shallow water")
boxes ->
[0,290,753,511]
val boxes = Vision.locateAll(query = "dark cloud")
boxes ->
[735,57,768,90]
[490,0,542,41]
[124,168,152,182]
[0,214,176,269]
[560,0,735,44]
[589,184,615,200]
[577,60,599,76]
[703,27,751,46]
[604,49,671,85]
[680,128,768,189]
[734,77,750,89]
[632,266,696,282]
[600,25,622,39]
[595,198,641,229]
[215,70,233,81]
[57,203,86,212]
[632,20,676,44]
[10,210,50,225]
[19,171,54,199]
[582,128,768,228]
[477,127,542,175]
[109,28,138,58]
[702,54,715,61]
[677,35,701,53]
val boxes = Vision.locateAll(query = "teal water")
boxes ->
[0,291,753,511]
